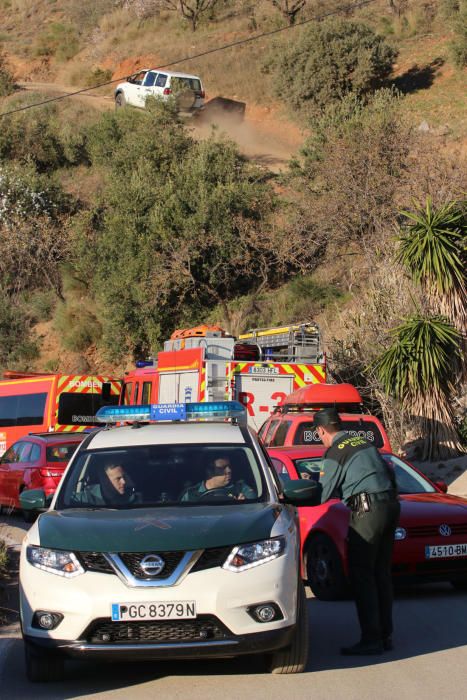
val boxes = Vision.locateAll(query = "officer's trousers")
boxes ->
[347,500,401,643]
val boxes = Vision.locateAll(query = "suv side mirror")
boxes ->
[20,488,48,511]
[282,480,322,506]
[434,480,448,493]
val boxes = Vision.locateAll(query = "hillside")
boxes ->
[0,0,465,455]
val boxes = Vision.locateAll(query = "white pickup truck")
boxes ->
[114,69,205,113]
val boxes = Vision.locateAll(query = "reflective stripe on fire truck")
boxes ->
[54,376,121,432]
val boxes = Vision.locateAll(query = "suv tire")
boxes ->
[306,533,348,601]
[24,641,64,682]
[115,92,126,109]
[267,580,308,674]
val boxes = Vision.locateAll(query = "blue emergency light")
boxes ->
[95,401,247,426]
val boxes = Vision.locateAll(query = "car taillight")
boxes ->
[163,87,172,95]
[40,468,63,478]
[199,90,205,99]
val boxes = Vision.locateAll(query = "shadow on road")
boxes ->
[1,583,467,698]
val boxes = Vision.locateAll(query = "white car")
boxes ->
[114,69,205,112]
[19,401,320,682]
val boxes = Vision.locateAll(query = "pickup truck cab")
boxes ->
[114,69,205,113]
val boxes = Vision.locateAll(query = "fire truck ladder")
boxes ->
[238,323,322,363]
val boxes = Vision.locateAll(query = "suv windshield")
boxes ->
[57,444,265,509]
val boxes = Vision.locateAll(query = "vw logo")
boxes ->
[439,524,452,537]
[139,554,165,576]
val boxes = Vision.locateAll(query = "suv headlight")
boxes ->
[26,545,84,578]
[223,537,286,572]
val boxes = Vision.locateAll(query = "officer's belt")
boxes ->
[348,489,397,513]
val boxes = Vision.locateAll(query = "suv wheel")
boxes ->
[24,641,64,682]
[115,92,126,109]
[267,580,308,674]
[306,533,348,601]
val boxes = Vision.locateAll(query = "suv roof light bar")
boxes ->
[96,401,247,427]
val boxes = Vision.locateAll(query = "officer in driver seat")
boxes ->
[181,456,255,501]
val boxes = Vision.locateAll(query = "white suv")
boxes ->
[19,402,321,682]
[114,69,205,112]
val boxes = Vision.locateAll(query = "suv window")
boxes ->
[29,443,41,463]
[155,73,167,88]
[46,443,79,463]
[262,420,280,446]
[292,419,384,448]
[144,71,156,87]
[58,444,265,509]
[270,420,292,447]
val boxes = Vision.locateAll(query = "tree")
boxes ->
[73,101,316,359]
[269,18,397,115]
[397,198,467,334]
[269,0,307,25]
[375,315,463,459]
[130,0,221,30]
[0,51,15,97]
[0,165,73,300]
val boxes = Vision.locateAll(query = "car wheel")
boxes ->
[115,92,126,109]
[306,533,348,601]
[267,580,308,674]
[24,640,64,682]
[451,579,467,591]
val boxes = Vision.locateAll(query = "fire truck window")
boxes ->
[0,393,47,427]
[16,393,47,426]
[270,420,292,447]
[123,383,133,405]
[262,420,279,446]
[133,383,140,404]
[142,382,152,404]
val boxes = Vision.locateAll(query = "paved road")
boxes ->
[1,513,466,700]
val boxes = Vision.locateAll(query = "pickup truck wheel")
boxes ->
[115,92,126,109]
[24,641,64,682]
[267,580,308,674]
[306,533,348,601]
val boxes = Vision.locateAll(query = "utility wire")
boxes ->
[0,0,380,119]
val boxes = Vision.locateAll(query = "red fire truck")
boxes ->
[0,371,121,456]
[121,323,326,431]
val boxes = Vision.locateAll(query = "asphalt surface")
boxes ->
[1,513,467,700]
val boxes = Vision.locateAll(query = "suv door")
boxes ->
[125,71,147,107]
[140,70,157,107]
[0,441,30,506]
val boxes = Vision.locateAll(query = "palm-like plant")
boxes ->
[396,197,467,333]
[375,314,463,459]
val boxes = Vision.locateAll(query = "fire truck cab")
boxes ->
[122,323,327,431]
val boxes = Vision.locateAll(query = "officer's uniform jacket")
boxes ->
[320,431,395,505]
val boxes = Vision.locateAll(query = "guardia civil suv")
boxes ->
[19,402,319,682]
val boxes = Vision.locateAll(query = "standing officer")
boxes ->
[314,407,400,656]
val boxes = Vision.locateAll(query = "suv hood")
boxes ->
[37,504,281,552]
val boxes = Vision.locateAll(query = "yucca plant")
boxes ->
[397,197,467,333]
[375,314,463,460]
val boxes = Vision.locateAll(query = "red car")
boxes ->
[268,445,467,599]
[0,432,86,521]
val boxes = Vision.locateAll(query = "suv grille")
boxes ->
[84,616,232,644]
[119,551,184,579]
[79,547,230,577]
[191,547,230,572]
[79,552,114,574]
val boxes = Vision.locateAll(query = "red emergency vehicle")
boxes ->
[0,371,121,456]
[121,323,327,431]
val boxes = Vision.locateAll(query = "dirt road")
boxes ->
[17,82,299,172]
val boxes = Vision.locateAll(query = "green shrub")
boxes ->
[0,51,15,97]
[81,67,113,88]
[27,290,57,322]
[0,290,38,366]
[53,302,102,352]
[267,18,397,115]
[34,23,80,61]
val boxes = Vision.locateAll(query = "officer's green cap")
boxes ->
[313,407,342,428]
